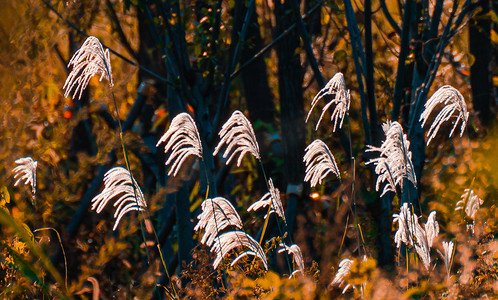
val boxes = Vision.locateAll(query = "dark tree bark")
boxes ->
[274,0,307,236]
[236,1,276,126]
[233,0,279,193]
[470,0,496,127]
[304,0,321,36]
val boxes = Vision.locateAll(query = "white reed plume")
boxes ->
[91,167,147,231]
[306,72,351,131]
[12,157,37,198]
[213,110,261,167]
[437,241,454,278]
[366,121,416,196]
[211,231,268,270]
[63,36,114,100]
[425,211,439,248]
[330,258,353,291]
[413,216,431,270]
[394,205,439,270]
[455,188,483,220]
[194,197,243,247]
[156,113,203,177]
[393,203,415,248]
[247,178,286,224]
[414,242,431,270]
[420,85,468,145]
[278,243,305,277]
[303,139,340,187]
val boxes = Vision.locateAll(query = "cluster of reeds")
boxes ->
[3,35,493,299]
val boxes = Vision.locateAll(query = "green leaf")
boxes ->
[334,50,347,62]
[22,223,34,243]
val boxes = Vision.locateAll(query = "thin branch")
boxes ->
[365,0,378,143]
[105,0,138,60]
[230,2,322,80]
[42,0,174,87]
[53,44,68,70]
[429,0,444,39]
[291,0,325,86]
[148,1,190,106]
[408,0,459,135]
[201,0,223,95]
[379,0,401,34]
[448,0,475,39]
[214,0,256,129]
[343,0,371,144]
[391,0,416,121]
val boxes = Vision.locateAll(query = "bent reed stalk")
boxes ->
[64,36,178,299]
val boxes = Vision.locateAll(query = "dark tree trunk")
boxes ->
[304,0,321,36]
[375,194,394,267]
[235,1,276,126]
[166,80,194,283]
[470,0,496,127]
[233,0,279,193]
[406,66,425,214]
[274,0,306,236]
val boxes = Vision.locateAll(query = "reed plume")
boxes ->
[416,212,440,271]
[63,36,113,100]
[393,203,415,248]
[455,188,483,220]
[278,243,305,277]
[12,157,37,201]
[420,85,468,145]
[91,167,146,231]
[393,204,439,270]
[456,188,483,233]
[213,110,261,167]
[330,258,354,292]
[366,121,416,196]
[194,197,243,247]
[413,217,431,271]
[211,231,268,270]
[303,139,340,187]
[156,112,203,176]
[247,178,286,224]
[437,241,454,278]
[425,211,439,248]
[306,72,350,131]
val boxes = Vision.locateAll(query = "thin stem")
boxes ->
[256,160,293,275]
[338,214,350,256]
[107,86,176,296]
[406,246,409,273]
[109,90,150,263]
[154,228,178,299]
[257,161,271,247]
[201,160,226,268]
[33,228,67,289]
[345,114,367,257]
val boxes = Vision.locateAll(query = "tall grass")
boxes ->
[1,34,496,299]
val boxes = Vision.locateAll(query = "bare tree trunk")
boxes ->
[236,0,276,126]
[470,0,496,127]
[233,0,279,193]
[274,0,306,236]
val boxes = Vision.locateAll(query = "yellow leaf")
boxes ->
[321,8,330,25]
[1,186,10,206]
[468,53,475,66]
[491,29,498,45]
[493,76,498,86]
[21,223,34,242]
